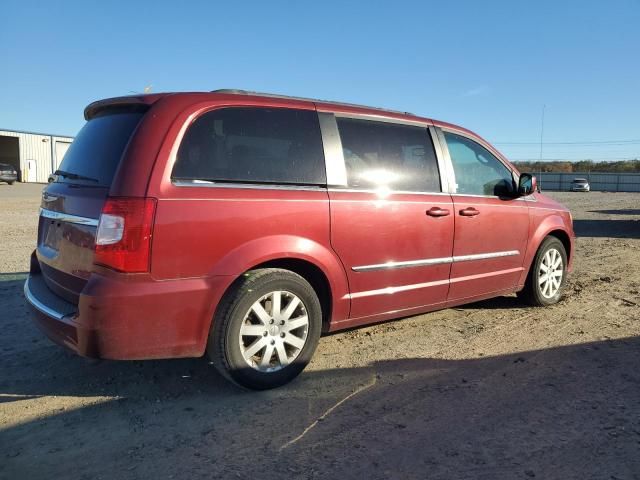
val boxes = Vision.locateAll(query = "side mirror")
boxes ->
[518,173,537,196]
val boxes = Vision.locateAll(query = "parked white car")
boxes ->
[571,178,590,192]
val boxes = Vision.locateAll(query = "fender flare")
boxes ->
[518,214,573,286]
[208,234,351,323]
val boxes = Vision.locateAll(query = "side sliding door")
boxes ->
[322,112,455,327]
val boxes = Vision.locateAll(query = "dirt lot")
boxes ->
[1,183,639,480]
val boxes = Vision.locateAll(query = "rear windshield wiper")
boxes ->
[54,170,99,183]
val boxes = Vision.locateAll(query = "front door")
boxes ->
[440,130,530,302]
[328,115,454,322]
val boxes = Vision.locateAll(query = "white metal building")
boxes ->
[0,129,74,183]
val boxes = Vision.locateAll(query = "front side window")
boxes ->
[336,118,440,192]
[172,108,326,186]
[444,132,514,196]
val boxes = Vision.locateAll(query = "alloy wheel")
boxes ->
[538,248,564,299]
[238,290,309,372]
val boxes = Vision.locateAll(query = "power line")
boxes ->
[512,157,640,161]
[495,139,640,146]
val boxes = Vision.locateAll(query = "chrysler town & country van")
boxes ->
[25,90,574,389]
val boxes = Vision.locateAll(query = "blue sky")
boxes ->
[1,0,639,161]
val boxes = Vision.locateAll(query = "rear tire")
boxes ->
[518,236,567,306]
[208,268,322,390]
[8,181,14,185]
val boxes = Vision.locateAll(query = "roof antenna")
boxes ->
[144,85,153,94]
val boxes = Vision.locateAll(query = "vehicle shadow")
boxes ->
[2,269,639,479]
[573,219,640,239]
[454,294,524,311]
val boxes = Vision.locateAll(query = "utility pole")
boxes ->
[539,104,545,190]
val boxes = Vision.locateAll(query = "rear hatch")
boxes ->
[37,109,146,304]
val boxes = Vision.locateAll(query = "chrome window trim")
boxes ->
[352,250,519,272]
[332,111,429,128]
[327,187,451,196]
[434,127,458,193]
[172,180,327,191]
[40,208,99,227]
[450,193,529,201]
[24,277,66,321]
[169,106,328,187]
[318,112,348,186]
[428,126,451,194]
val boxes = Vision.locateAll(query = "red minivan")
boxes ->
[25,90,574,389]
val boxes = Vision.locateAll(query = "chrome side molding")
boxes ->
[352,250,519,272]
[453,250,520,263]
[352,257,452,272]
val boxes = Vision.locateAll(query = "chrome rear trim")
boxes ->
[24,277,65,320]
[40,208,99,227]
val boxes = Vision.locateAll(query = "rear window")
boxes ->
[57,112,144,186]
[172,107,326,186]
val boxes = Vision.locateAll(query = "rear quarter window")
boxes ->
[172,107,326,186]
[57,112,144,186]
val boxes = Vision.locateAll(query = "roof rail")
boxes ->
[210,89,415,116]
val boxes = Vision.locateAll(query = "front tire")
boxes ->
[208,268,322,390]
[518,236,567,306]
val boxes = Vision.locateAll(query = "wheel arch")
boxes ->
[546,229,572,262]
[207,235,351,332]
[518,216,574,287]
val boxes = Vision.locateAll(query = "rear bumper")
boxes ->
[24,268,234,360]
[24,274,98,357]
[571,186,589,191]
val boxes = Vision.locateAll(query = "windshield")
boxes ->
[57,112,144,186]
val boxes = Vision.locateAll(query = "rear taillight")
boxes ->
[94,197,157,273]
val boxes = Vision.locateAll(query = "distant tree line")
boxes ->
[512,159,640,173]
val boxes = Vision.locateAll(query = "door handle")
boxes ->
[459,207,480,217]
[426,207,450,217]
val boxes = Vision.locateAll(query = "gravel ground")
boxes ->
[1,183,639,480]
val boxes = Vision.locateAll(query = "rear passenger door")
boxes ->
[323,114,454,323]
[438,129,530,302]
